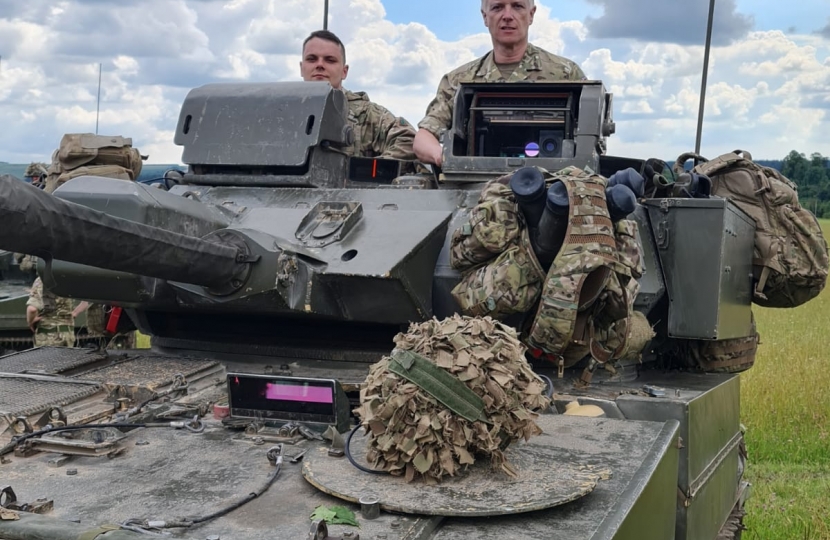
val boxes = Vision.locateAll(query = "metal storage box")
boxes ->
[644,197,755,340]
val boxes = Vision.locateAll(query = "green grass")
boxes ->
[741,219,830,539]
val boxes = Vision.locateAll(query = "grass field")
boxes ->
[741,219,830,539]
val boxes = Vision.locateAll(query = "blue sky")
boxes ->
[383,0,830,41]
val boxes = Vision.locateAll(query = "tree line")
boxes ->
[779,151,830,218]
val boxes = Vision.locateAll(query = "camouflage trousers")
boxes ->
[34,325,75,347]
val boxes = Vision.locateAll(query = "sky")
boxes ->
[0,0,829,164]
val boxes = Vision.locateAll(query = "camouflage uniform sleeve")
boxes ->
[417,73,456,139]
[366,102,417,161]
[26,277,43,311]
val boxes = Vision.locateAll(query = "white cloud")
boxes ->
[0,0,829,165]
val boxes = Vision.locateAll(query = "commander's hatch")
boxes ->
[173,82,352,188]
[440,81,615,182]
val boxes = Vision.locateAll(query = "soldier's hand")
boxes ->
[414,129,443,166]
[29,316,42,333]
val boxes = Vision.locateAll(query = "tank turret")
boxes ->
[0,80,759,540]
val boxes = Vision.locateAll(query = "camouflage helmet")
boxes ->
[25,162,48,178]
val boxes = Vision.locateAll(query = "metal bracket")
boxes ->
[308,520,359,540]
[687,430,743,501]
[0,486,54,514]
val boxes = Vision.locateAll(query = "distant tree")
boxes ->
[779,151,830,217]
[782,150,808,181]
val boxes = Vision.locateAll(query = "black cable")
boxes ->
[538,374,554,398]
[127,452,283,530]
[188,464,281,524]
[0,423,148,457]
[345,424,388,475]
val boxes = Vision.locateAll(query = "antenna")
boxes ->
[95,63,102,134]
[323,0,329,30]
[695,0,716,154]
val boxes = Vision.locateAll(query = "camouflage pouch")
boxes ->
[685,315,759,373]
[614,219,643,279]
[451,230,545,318]
[450,181,521,271]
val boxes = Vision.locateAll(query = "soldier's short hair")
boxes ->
[302,30,347,64]
[480,0,535,10]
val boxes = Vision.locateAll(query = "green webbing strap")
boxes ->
[77,524,120,540]
[388,350,488,423]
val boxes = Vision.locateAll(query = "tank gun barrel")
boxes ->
[0,175,246,288]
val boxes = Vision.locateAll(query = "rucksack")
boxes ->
[674,150,829,308]
[45,134,146,193]
[57,134,144,178]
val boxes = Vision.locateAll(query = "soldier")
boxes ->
[414,0,587,166]
[24,162,47,189]
[26,277,75,347]
[300,30,417,161]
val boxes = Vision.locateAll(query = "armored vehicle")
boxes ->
[0,249,36,355]
[0,80,754,540]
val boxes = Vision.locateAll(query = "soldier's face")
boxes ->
[482,0,536,47]
[300,38,349,90]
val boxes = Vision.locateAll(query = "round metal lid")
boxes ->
[302,416,602,517]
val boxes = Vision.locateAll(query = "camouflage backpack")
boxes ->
[525,168,643,378]
[674,150,829,308]
[46,134,145,193]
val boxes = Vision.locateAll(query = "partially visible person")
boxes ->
[414,0,586,165]
[72,301,136,349]
[300,30,416,161]
[24,162,48,189]
[26,277,75,347]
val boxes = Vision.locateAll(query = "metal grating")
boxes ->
[76,355,220,387]
[0,377,101,417]
[0,347,109,375]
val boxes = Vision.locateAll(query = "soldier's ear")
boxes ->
[343,64,349,80]
[529,5,536,24]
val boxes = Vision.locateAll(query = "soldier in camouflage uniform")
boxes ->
[26,277,75,347]
[414,0,586,165]
[24,162,48,189]
[300,30,416,160]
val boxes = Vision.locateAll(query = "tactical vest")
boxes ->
[450,167,645,376]
[525,168,643,378]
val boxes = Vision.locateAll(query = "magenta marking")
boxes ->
[265,383,333,403]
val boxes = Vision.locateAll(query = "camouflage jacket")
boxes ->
[343,90,416,161]
[26,277,74,329]
[418,43,586,139]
